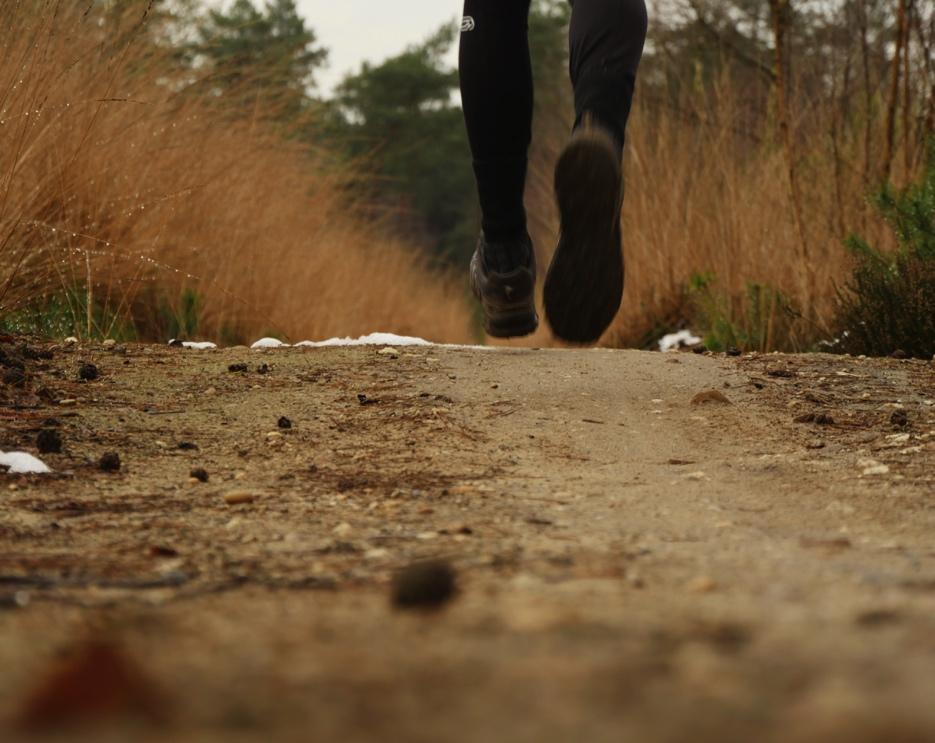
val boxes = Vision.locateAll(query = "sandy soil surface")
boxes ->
[0,339,933,742]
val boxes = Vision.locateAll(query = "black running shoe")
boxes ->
[470,233,538,339]
[544,119,624,344]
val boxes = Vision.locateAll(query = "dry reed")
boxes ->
[0,1,473,344]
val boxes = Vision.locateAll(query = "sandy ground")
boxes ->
[0,340,933,742]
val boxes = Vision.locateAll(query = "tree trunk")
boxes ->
[768,0,811,309]
[882,0,909,181]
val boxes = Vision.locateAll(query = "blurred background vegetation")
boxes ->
[0,0,932,355]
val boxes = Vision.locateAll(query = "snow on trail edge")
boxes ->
[0,452,51,474]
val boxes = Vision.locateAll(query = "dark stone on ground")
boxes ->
[890,409,910,428]
[278,417,292,429]
[228,363,248,373]
[178,441,199,451]
[37,429,63,454]
[99,452,121,472]
[190,468,209,483]
[391,560,457,610]
[727,347,742,357]
[78,363,99,381]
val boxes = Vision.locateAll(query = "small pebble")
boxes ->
[890,409,909,428]
[99,452,121,472]
[177,441,199,451]
[102,339,117,348]
[228,363,248,373]
[37,429,63,454]
[224,491,255,505]
[332,522,353,538]
[278,417,292,429]
[688,576,718,594]
[391,560,457,610]
[78,363,99,381]
[190,468,209,483]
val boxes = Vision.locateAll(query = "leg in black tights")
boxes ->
[458,1,533,245]
[458,0,647,244]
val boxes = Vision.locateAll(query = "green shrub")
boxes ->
[835,141,935,358]
[689,272,798,352]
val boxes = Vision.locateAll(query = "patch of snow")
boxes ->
[659,330,702,352]
[169,339,217,350]
[0,451,51,474]
[251,337,291,349]
[295,332,432,348]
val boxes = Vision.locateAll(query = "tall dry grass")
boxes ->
[0,1,472,344]
[525,67,921,351]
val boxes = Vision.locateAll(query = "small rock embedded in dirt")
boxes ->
[228,363,248,373]
[177,441,199,451]
[687,576,718,594]
[805,440,826,450]
[78,363,98,381]
[332,522,353,538]
[102,339,117,348]
[766,367,797,378]
[224,490,255,505]
[99,452,121,472]
[257,363,271,375]
[357,393,378,406]
[149,545,179,558]
[691,390,731,405]
[190,467,209,483]
[890,409,910,428]
[692,345,707,354]
[392,559,457,610]
[37,429,63,454]
[795,412,835,425]
[378,347,399,358]
[277,416,292,429]
[726,347,742,357]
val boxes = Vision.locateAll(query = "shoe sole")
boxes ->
[483,306,539,339]
[544,129,624,345]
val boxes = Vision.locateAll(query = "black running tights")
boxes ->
[459,0,647,242]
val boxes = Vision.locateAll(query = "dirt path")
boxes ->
[1,342,933,741]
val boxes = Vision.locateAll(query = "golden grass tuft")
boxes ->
[0,1,472,344]
[525,73,916,350]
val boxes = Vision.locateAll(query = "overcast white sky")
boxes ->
[295,1,464,93]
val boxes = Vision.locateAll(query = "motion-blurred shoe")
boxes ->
[470,232,538,338]
[544,117,624,344]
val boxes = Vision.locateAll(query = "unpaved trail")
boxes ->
[1,342,933,742]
